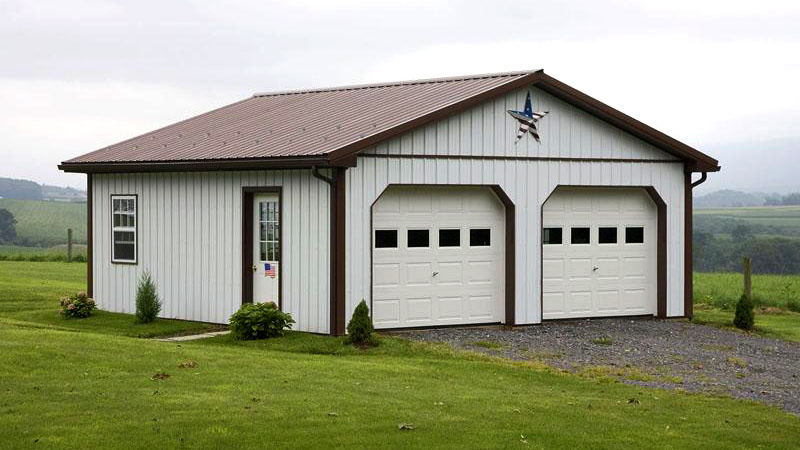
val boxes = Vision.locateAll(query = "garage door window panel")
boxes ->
[375,230,398,249]
[570,227,590,245]
[469,229,491,247]
[543,227,562,245]
[407,229,430,248]
[625,227,645,244]
[598,227,618,244]
[438,229,461,247]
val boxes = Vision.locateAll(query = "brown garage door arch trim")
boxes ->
[368,184,516,328]
[539,185,667,320]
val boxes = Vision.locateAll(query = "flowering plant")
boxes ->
[59,291,96,318]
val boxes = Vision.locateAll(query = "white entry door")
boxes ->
[371,186,505,329]
[253,194,280,304]
[542,187,657,319]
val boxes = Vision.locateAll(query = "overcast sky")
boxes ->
[1,0,799,190]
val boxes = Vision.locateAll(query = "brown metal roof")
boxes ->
[59,69,719,173]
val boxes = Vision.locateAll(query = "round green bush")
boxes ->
[59,291,96,318]
[346,300,379,347]
[733,294,755,330]
[229,302,295,340]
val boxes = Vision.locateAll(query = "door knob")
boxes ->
[252,264,257,272]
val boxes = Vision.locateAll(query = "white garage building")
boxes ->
[60,70,719,335]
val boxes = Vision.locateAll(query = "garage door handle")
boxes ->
[432,272,439,277]
[593,266,599,271]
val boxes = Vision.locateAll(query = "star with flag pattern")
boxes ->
[507,91,548,144]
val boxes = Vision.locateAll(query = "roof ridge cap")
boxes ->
[252,69,542,98]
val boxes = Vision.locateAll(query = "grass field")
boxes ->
[695,272,800,310]
[693,306,800,342]
[1,261,798,448]
[0,244,87,261]
[0,198,86,246]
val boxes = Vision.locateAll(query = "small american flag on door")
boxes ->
[264,263,276,278]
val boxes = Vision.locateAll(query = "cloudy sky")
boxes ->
[1,0,799,190]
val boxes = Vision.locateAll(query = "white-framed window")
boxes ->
[111,195,137,263]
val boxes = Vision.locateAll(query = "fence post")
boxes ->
[67,228,73,262]
[743,256,752,299]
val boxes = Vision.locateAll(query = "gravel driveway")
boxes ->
[400,318,800,414]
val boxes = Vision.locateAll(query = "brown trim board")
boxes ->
[332,167,347,335]
[368,184,516,328]
[539,185,667,320]
[684,166,693,319]
[87,174,93,298]
[241,186,283,310]
[359,153,682,164]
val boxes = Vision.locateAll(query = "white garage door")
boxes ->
[542,187,657,320]
[372,186,505,329]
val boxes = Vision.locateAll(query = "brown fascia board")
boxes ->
[57,155,336,174]
[533,73,720,172]
[329,71,720,172]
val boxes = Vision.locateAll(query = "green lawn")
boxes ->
[693,306,800,343]
[0,262,219,338]
[694,205,800,228]
[0,261,799,448]
[0,198,87,246]
[695,272,800,310]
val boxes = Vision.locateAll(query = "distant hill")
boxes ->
[694,190,767,208]
[0,177,85,202]
[41,184,87,202]
[0,177,42,200]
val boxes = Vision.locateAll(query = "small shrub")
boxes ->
[229,302,294,340]
[787,298,800,313]
[58,291,96,318]
[733,294,755,330]
[135,271,161,324]
[346,300,379,347]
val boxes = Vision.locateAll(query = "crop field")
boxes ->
[694,205,800,233]
[0,198,87,246]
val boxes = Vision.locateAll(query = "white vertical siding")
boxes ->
[346,159,685,324]
[366,86,674,161]
[92,169,331,333]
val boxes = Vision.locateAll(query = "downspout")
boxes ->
[684,170,708,319]
[691,172,708,188]
[312,166,342,336]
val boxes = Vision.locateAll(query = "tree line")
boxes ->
[693,216,800,274]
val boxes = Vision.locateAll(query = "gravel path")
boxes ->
[400,318,800,414]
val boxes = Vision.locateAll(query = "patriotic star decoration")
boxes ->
[507,91,548,144]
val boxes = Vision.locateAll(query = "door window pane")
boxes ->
[598,227,618,244]
[543,227,562,245]
[374,230,398,248]
[469,229,491,246]
[438,229,460,247]
[571,227,590,244]
[625,227,644,244]
[258,200,280,261]
[407,229,430,248]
